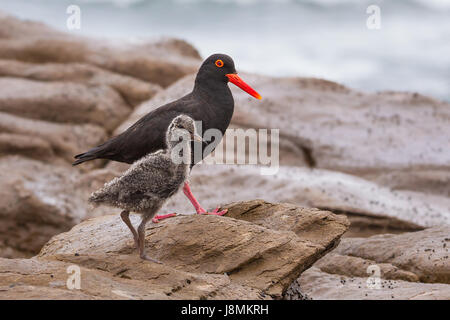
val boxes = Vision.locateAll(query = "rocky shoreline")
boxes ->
[0,12,449,299]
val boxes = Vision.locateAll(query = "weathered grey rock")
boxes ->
[288,267,450,300]
[0,132,55,162]
[222,200,349,250]
[333,226,450,284]
[0,60,162,106]
[365,169,450,198]
[0,112,107,163]
[0,77,130,131]
[313,253,419,282]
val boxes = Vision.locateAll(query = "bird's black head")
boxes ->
[197,54,237,83]
[195,53,261,100]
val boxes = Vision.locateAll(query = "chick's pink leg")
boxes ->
[183,182,227,216]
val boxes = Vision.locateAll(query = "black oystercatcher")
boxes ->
[89,115,201,261]
[74,53,261,220]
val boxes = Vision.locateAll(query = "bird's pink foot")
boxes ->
[183,182,227,216]
[152,213,177,223]
[197,207,228,216]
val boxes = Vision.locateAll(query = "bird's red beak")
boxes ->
[226,73,262,100]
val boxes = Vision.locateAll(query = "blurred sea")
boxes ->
[1,0,449,101]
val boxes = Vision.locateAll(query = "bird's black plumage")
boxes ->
[73,54,237,166]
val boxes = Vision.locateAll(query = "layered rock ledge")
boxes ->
[0,200,349,300]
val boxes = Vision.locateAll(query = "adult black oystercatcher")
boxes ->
[73,53,261,220]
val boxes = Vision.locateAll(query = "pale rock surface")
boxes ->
[0,60,162,107]
[0,77,131,131]
[333,226,450,284]
[0,112,107,163]
[287,267,450,300]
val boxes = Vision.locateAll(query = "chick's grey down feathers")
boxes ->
[89,151,188,213]
[88,115,195,218]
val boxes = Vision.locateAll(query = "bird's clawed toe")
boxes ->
[152,213,177,223]
[199,207,228,216]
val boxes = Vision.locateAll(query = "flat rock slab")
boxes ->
[0,112,107,163]
[0,60,162,107]
[26,200,349,299]
[333,226,450,284]
[222,200,349,250]
[313,253,420,282]
[289,267,450,300]
[0,77,130,131]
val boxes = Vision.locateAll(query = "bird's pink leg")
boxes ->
[183,182,227,216]
[152,213,177,223]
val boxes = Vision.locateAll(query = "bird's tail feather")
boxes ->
[73,155,95,166]
[72,146,104,166]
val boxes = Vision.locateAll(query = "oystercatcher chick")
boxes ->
[89,115,202,262]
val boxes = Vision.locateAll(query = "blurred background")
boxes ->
[1,0,449,101]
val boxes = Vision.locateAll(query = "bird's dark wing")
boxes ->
[73,94,198,165]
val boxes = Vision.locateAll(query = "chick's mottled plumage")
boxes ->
[89,115,195,214]
[89,150,188,212]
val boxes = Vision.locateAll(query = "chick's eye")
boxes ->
[215,59,224,68]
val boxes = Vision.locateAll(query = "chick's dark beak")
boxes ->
[191,133,202,142]
[225,73,262,100]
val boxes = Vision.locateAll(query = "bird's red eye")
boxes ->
[215,59,224,68]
